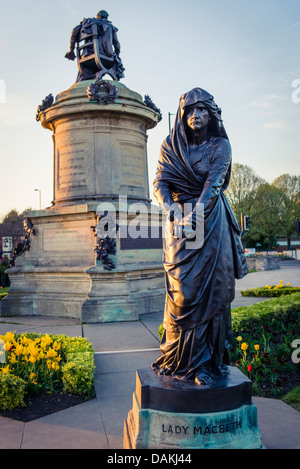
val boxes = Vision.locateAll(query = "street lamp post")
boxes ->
[35,189,41,210]
[168,112,175,134]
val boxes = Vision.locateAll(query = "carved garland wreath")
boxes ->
[86,79,118,104]
[90,212,119,270]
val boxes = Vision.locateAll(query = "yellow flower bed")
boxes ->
[0,332,63,395]
[0,331,95,410]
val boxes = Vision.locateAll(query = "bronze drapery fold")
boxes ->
[152,88,248,385]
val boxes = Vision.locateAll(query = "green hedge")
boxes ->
[0,373,26,410]
[231,292,300,331]
[231,293,300,396]
[157,293,300,397]
[241,286,300,297]
[53,335,95,396]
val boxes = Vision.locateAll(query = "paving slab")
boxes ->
[236,268,300,291]
[97,393,133,449]
[0,316,82,337]
[0,416,25,449]
[94,351,159,449]
[21,399,108,449]
[83,321,160,352]
[139,311,164,338]
[94,350,159,374]
[253,396,300,449]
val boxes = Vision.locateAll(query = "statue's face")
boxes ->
[185,103,209,132]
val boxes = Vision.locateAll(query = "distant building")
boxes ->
[1,236,13,258]
[276,238,300,251]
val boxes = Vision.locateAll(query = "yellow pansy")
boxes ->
[51,362,60,372]
[9,353,17,364]
[29,355,37,364]
[4,341,13,352]
[46,348,57,359]
[21,336,31,346]
[1,365,10,374]
[15,343,23,356]
[43,334,53,346]
[22,346,30,356]
[29,372,37,384]
[28,344,38,358]
[3,331,15,343]
[47,360,53,370]
[52,341,61,351]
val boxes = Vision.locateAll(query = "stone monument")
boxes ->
[124,367,263,449]
[1,11,165,322]
[124,87,263,448]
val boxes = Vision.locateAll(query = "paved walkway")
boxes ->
[0,264,299,449]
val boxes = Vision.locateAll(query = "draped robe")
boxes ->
[152,88,248,379]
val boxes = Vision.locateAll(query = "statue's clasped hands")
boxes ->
[168,204,202,240]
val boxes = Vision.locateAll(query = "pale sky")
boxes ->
[0,0,299,218]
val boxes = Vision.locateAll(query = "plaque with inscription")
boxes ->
[57,144,88,193]
[120,226,163,250]
[43,228,92,251]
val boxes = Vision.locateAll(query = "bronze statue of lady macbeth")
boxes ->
[152,88,248,385]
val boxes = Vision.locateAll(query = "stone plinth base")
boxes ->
[1,204,164,322]
[124,367,263,449]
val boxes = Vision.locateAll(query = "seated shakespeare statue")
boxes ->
[65,10,125,82]
[152,88,248,385]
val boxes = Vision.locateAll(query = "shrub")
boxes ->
[61,353,95,396]
[282,386,300,411]
[0,373,26,410]
[157,293,300,397]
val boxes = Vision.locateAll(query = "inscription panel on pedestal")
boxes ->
[56,142,89,196]
[119,140,147,196]
[43,227,93,252]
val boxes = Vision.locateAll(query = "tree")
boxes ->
[0,208,32,250]
[247,184,286,250]
[225,163,266,223]
[272,174,300,200]
[272,174,300,248]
